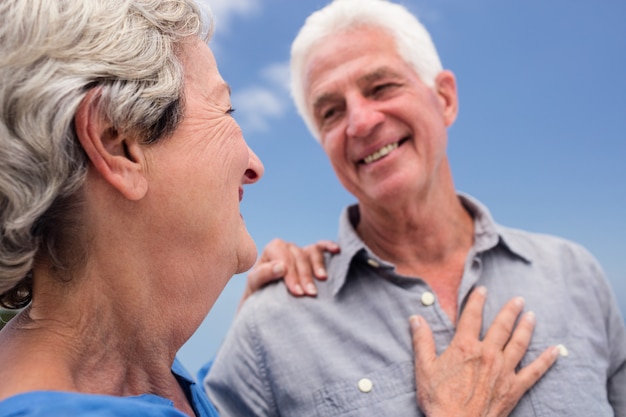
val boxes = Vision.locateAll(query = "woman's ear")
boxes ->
[75,89,148,200]
[434,70,459,127]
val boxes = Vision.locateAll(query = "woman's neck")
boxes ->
[0,269,187,408]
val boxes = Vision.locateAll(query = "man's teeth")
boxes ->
[363,142,399,164]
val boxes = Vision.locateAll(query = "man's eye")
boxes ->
[372,83,393,94]
[316,102,345,129]
[226,106,236,115]
[322,108,336,120]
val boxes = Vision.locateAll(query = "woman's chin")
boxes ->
[235,238,258,274]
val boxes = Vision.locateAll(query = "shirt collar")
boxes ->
[328,193,532,296]
[172,357,195,385]
[327,205,367,296]
[458,192,532,263]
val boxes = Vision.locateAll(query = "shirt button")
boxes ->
[556,344,569,357]
[367,258,380,268]
[421,291,435,306]
[357,378,373,393]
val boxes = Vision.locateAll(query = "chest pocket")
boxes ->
[518,336,612,417]
[312,361,422,417]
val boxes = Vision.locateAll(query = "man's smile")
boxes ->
[360,137,409,164]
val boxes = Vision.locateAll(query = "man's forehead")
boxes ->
[310,65,405,102]
[360,66,404,82]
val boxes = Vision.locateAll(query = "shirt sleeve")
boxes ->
[580,246,626,416]
[603,272,626,415]
[608,315,626,417]
[202,300,277,417]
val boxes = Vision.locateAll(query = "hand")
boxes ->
[410,286,559,417]
[238,239,340,309]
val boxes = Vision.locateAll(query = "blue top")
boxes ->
[204,194,626,417]
[0,358,219,417]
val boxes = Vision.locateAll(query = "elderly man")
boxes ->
[203,0,626,416]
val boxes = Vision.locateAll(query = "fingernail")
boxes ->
[273,262,285,276]
[409,315,421,329]
[525,311,536,324]
[556,344,568,357]
[293,284,304,295]
[305,283,317,295]
[514,296,525,307]
[316,267,327,278]
[476,286,487,295]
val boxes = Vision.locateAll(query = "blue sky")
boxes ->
[179,0,626,375]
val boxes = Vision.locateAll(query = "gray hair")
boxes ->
[290,0,442,141]
[0,0,211,308]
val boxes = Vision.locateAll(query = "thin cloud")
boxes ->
[406,0,443,25]
[260,62,291,92]
[198,0,261,32]
[195,0,289,134]
[232,86,287,133]
[232,61,292,134]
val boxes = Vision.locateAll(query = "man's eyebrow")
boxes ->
[311,67,404,112]
[312,92,339,112]
[360,67,402,84]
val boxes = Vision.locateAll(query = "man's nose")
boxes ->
[345,96,385,139]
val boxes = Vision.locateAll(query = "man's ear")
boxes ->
[434,70,459,127]
[75,89,148,200]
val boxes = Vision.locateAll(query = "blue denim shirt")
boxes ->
[205,194,626,417]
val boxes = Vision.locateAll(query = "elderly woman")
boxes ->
[0,0,262,415]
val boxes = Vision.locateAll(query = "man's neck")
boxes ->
[356,190,474,323]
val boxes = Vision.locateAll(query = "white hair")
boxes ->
[0,0,211,308]
[290,0,443,141]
